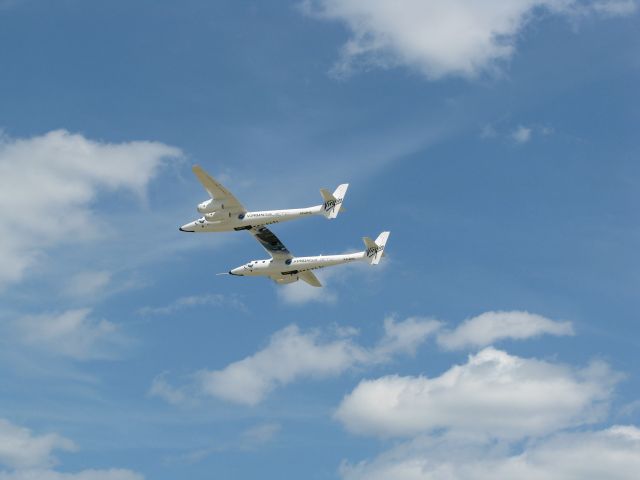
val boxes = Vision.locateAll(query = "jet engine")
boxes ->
[197,199,225,214]
[204,211,223,221]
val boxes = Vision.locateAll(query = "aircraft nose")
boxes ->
[179,224,194,232]
[229,269,243,276]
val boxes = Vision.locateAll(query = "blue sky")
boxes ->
[0,1,639,479]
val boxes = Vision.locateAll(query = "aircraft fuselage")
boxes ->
[229,252,366,277]
[180,205,325,233]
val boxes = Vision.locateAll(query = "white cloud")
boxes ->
[63,271,112,298]
[0,129,182,289]
[303,0,637,79]
[197,324,369,406]
[512,125,533,143]
[340,426,640,480]
[375,317,442,358]
[0,418,142,480]
[0,419,75,470]
[335,347,617,438]
[155,317,440,406]
[436,311,574,350]
[13,308,126,360]
[137,293,246,316]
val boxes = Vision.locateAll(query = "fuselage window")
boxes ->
[285,259,292,265]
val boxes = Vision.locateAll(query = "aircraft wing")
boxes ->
[269,275,298,285]
[268,270,321,287]
[299,270,322,287]
[192,165,246,212]
[249,226,292,259]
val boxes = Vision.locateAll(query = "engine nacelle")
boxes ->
[197,199,226,214]
[204,211,222,221]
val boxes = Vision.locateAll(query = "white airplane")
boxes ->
[179,165,349,233]
[224,226,390,287]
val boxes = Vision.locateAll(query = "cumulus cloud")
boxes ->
[376,317,442,358]
[436,310,574,350]
[12,308,126,360]
[153,317,440,406]
[335,347,617,438]
[154,311,580,406]
[303,0,637,79]
[0,129,182,289]
[0,418,142,480]
[197,324,369,406]
[0,419,75,470]
[340,426,640,480]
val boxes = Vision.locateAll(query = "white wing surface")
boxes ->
[268,269,321,287]
[299,270,322,287]
[249,226,292,260]
[192,165,246,212]
[269,275,298,285]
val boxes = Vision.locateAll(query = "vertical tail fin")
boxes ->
[363,231,390,265]
[320,183,349,219]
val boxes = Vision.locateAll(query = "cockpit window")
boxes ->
[198,218,205,224]
[247,263,253,268]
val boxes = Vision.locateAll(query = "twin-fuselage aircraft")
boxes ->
[227,228,389,287]
[179,166,348,233]
[179,165,389,287]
